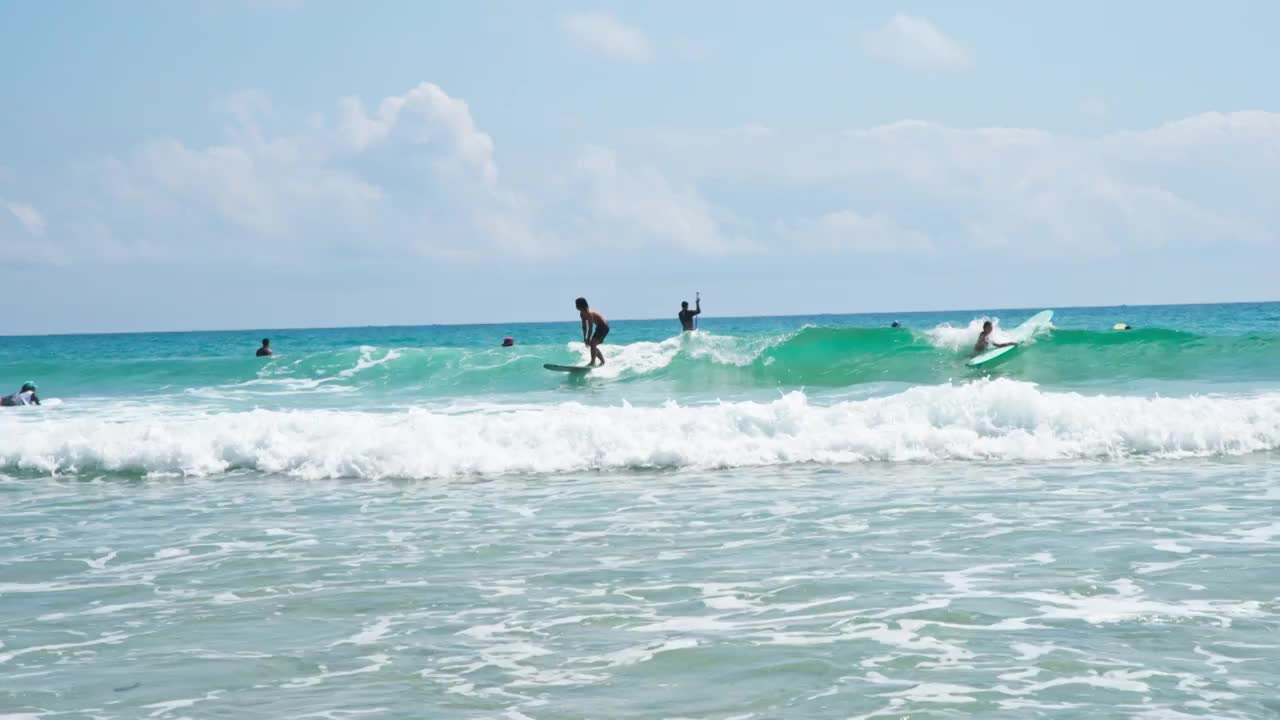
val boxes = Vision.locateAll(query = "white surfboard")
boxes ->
[1008,310,1053,342]
[966,344,1017,368]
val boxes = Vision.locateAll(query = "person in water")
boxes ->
[256,338,273,357]
[1,382,40,406]
[890,321,901,328]
[975,321,1016,354]
[502,337,515,347]
[576,297,609,366]
[678,293,702,332]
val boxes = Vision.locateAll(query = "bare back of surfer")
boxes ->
[975,321,1015,354]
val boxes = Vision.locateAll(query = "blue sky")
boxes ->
[2,1,1277,334]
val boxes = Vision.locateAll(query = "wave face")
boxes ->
[4,379,1279,479]
[6,321,1280,403]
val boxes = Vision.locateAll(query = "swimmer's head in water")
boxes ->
[21,381,35,392]
[891,321,901,328]
[502,337,514,347]
[575,297,588,311]
[261,338,270,346]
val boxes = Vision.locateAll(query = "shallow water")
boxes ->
[4,463,1279,718]
[2,302,1278,718]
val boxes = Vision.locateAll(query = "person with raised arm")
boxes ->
[679,293,702,332]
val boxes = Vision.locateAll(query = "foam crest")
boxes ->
[3,380,1278,479]
[924,315,1052,352]
[338,346,403,378]
[567,330,772,378]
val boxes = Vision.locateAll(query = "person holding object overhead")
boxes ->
[576,297,609,367]
[679,293,701,332]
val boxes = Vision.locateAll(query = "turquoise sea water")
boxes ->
[2,302,1279,718]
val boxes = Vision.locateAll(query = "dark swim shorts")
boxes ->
[591,326,610,344]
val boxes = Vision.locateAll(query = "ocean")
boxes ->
[2,302,1278,718]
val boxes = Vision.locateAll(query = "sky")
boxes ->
[2,0,1278,334]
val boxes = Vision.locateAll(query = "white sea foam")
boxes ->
[339,347,403,378]
[924,315,1053,352]
[333,617,394,647]
[566,329,775,378]
[2,379,1278,479]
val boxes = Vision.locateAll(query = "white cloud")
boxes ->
[338,82,497,188]
[780,210,933,254]
[13,81,1280,271]
[104,134,384,248]
[5,201,46,236]
[99,82,537,262]
[30,82,754,267]
[574,145,728,254]
[561,12,654,64]
[0,198,65,264]
[1080,96,1109,120]
[626,111,1280,257]
[861,14,971,71]
[1117,110,1280,149]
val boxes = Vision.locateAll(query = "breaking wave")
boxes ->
[4,379,1278,479]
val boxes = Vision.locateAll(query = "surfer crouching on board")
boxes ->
[975,321,1016,354]
[576,297,609,367]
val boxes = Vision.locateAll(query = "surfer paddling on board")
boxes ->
[1,381,40,406]
[576,297,609,367]
[974,321,1016,354]
[679,293,701,332]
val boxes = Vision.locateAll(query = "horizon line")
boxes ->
[1,298,1275,340]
